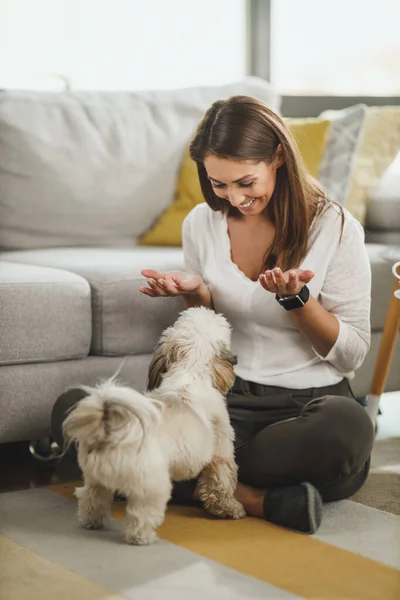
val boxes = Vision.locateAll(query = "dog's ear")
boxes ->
[147,341,179,391]
[211,346,237,395]
[147,343,168,391]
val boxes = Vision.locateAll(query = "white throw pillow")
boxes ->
[318,104,367,209]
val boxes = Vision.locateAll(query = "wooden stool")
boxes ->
[367,261,400,424]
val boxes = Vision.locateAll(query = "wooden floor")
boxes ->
[0,441,81,493]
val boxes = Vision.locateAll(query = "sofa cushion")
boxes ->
[0,354,153,443]
[0,247,184,356]
[0,78,280,250]
[366,152,400,232]
[319,106,400,225]
[318,105,367,214]
[0,261,91,365]
[368,244,400,331]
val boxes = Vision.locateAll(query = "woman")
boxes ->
[52,96,374,535]
[138,96,374,534]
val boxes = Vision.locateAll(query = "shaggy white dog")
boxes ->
[62,307,245,545]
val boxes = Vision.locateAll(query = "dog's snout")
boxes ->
[230,354,238,366]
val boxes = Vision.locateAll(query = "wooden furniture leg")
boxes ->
[367,266,400,424]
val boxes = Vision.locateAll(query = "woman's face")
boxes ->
[204,153,282,218]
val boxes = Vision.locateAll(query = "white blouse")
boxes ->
[182,202,371,389]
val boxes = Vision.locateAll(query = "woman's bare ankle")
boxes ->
[234,482,265,518]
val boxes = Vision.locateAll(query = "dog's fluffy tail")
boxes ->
[62,378,163,453]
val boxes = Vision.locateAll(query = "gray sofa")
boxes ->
[1,80,399,445]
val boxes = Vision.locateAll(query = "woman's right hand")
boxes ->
[140,269,205,298]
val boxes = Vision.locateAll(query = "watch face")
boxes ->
[277,285,309,310]
[282,296,305,309]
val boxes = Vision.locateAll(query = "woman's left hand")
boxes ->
[259,267,314,296]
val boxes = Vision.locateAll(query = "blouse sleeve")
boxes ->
[182,208,202,277]
[313,217,372,374]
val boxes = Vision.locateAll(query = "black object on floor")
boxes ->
[29,438,63,462]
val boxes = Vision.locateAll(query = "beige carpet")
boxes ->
[1,485,400,600]
[1,395,398,599]
[1,437,399,599]
[352,437,400,516]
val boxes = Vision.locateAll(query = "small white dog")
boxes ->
[62,307,245,545]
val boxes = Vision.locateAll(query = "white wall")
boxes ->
[0,0,248,91]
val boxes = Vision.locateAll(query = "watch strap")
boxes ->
[276,284,310,310]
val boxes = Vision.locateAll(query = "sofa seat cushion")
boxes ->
[368,244,400,331]
[2,243,396,363]
[0,261,91,365]
[0,247,184,356]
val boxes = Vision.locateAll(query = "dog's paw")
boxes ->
[222,499,246,520]
[80,517,105,530]
[205,498,246,520]
[74,486,85,500]
[125,530,157,545]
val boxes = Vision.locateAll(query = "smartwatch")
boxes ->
[276,284,310,310]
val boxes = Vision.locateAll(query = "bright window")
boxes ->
[270,0,400,95]
[0,0,247,90]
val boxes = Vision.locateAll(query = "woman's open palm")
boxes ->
[259,267,314,296]
[140,269,204,297]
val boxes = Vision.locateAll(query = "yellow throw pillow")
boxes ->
[138,149,204,246]
[286,118,331,178]
[139,118,331,246]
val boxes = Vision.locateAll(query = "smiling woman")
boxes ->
[137,95,375,536]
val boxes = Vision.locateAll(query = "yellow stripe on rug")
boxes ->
[51,483,400,600]
[0,533,125,600]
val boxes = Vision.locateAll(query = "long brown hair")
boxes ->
[189,95,333,273]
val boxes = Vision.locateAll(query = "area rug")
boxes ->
[352,437,400,516]
[1,482,399,600]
